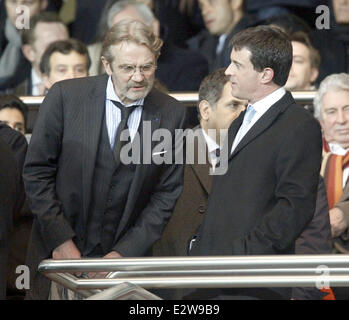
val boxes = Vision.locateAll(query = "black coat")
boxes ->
[23,74,188,299]
[0,126,25,299]
[189,92,322,299]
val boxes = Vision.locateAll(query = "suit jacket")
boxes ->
[0,135,24,299]
[326,163,349,254]
[154,125,329,300]
[0,124,31,298]
[23,74,188,300]
[189,91,322,299]
[153,127,210,257]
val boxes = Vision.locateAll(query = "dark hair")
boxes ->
[231,25,292,87]
[197,68,229,119]
[0,95,28,128]
[290,31,321,70]
[21,12,66,45]
[39,38,91,75]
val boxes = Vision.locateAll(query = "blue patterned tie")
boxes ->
[234,104,256,147]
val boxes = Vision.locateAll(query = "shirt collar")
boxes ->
[329,142,349,156]
[106,76,144,107]
[251,87,286,115]
[31,68,43,86]
[201,128,220,154]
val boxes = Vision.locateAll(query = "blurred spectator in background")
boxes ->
[0,95,28,135]
[0,0,49,92]
[284,32,320,92]
[89,0,208,92]
[40,38,90,91]
[14,13,69,96]
[187,0,256,72]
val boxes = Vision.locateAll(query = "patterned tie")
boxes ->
[111,101,138,167]
[234,104,256,147]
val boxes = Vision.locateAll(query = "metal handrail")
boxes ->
[20,91,316,106]
[39,255,349,299]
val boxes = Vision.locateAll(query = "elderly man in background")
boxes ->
[314,73,349,250]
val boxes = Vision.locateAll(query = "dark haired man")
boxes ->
[188,26,323,300]
[0,95,28,135]
[40,39,90,91]
[153,68,246,258]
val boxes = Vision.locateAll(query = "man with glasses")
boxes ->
[23,19,187,300]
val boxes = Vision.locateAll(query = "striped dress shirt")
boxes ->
[105,76,144,149]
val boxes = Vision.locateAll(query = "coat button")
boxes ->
[198,205,205,214]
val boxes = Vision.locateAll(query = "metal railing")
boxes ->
[39,255,349,299]
[19,91,316,107]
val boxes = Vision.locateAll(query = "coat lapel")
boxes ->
[189,126,212,195]
[229,91,294,161]
[82,75,108,226]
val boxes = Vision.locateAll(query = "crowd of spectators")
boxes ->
[2,0,349,300]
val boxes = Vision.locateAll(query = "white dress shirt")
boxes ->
[31,68,44,96]
[105,76,143,148]
[202,128,221,171]
[231,87,286,154]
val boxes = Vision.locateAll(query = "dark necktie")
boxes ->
[111,101,138,167]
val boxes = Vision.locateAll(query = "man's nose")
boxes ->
[337,109,348,124]
[131,69,145,82]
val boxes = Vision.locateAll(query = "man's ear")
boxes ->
[230,0,244,12]
[42,74,52,90]
[22,44,35,63]
[310,68,319,84]
[260,67,274,84]
[199,100,212,121]
[101,56,113,76]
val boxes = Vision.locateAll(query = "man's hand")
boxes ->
[330,207,348,238]
[88,251,123,279]
[52,239,82,277]
[52,239,81,260]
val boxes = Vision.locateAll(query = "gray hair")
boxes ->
[107,0,155,29]
[314,73,349,120]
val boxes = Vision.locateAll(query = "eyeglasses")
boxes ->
[118,63,157,77]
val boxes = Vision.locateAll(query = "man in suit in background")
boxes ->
[187,0,256,72]
[23,19,187,300]
[40,38,90,92]
[188,26,323,300]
